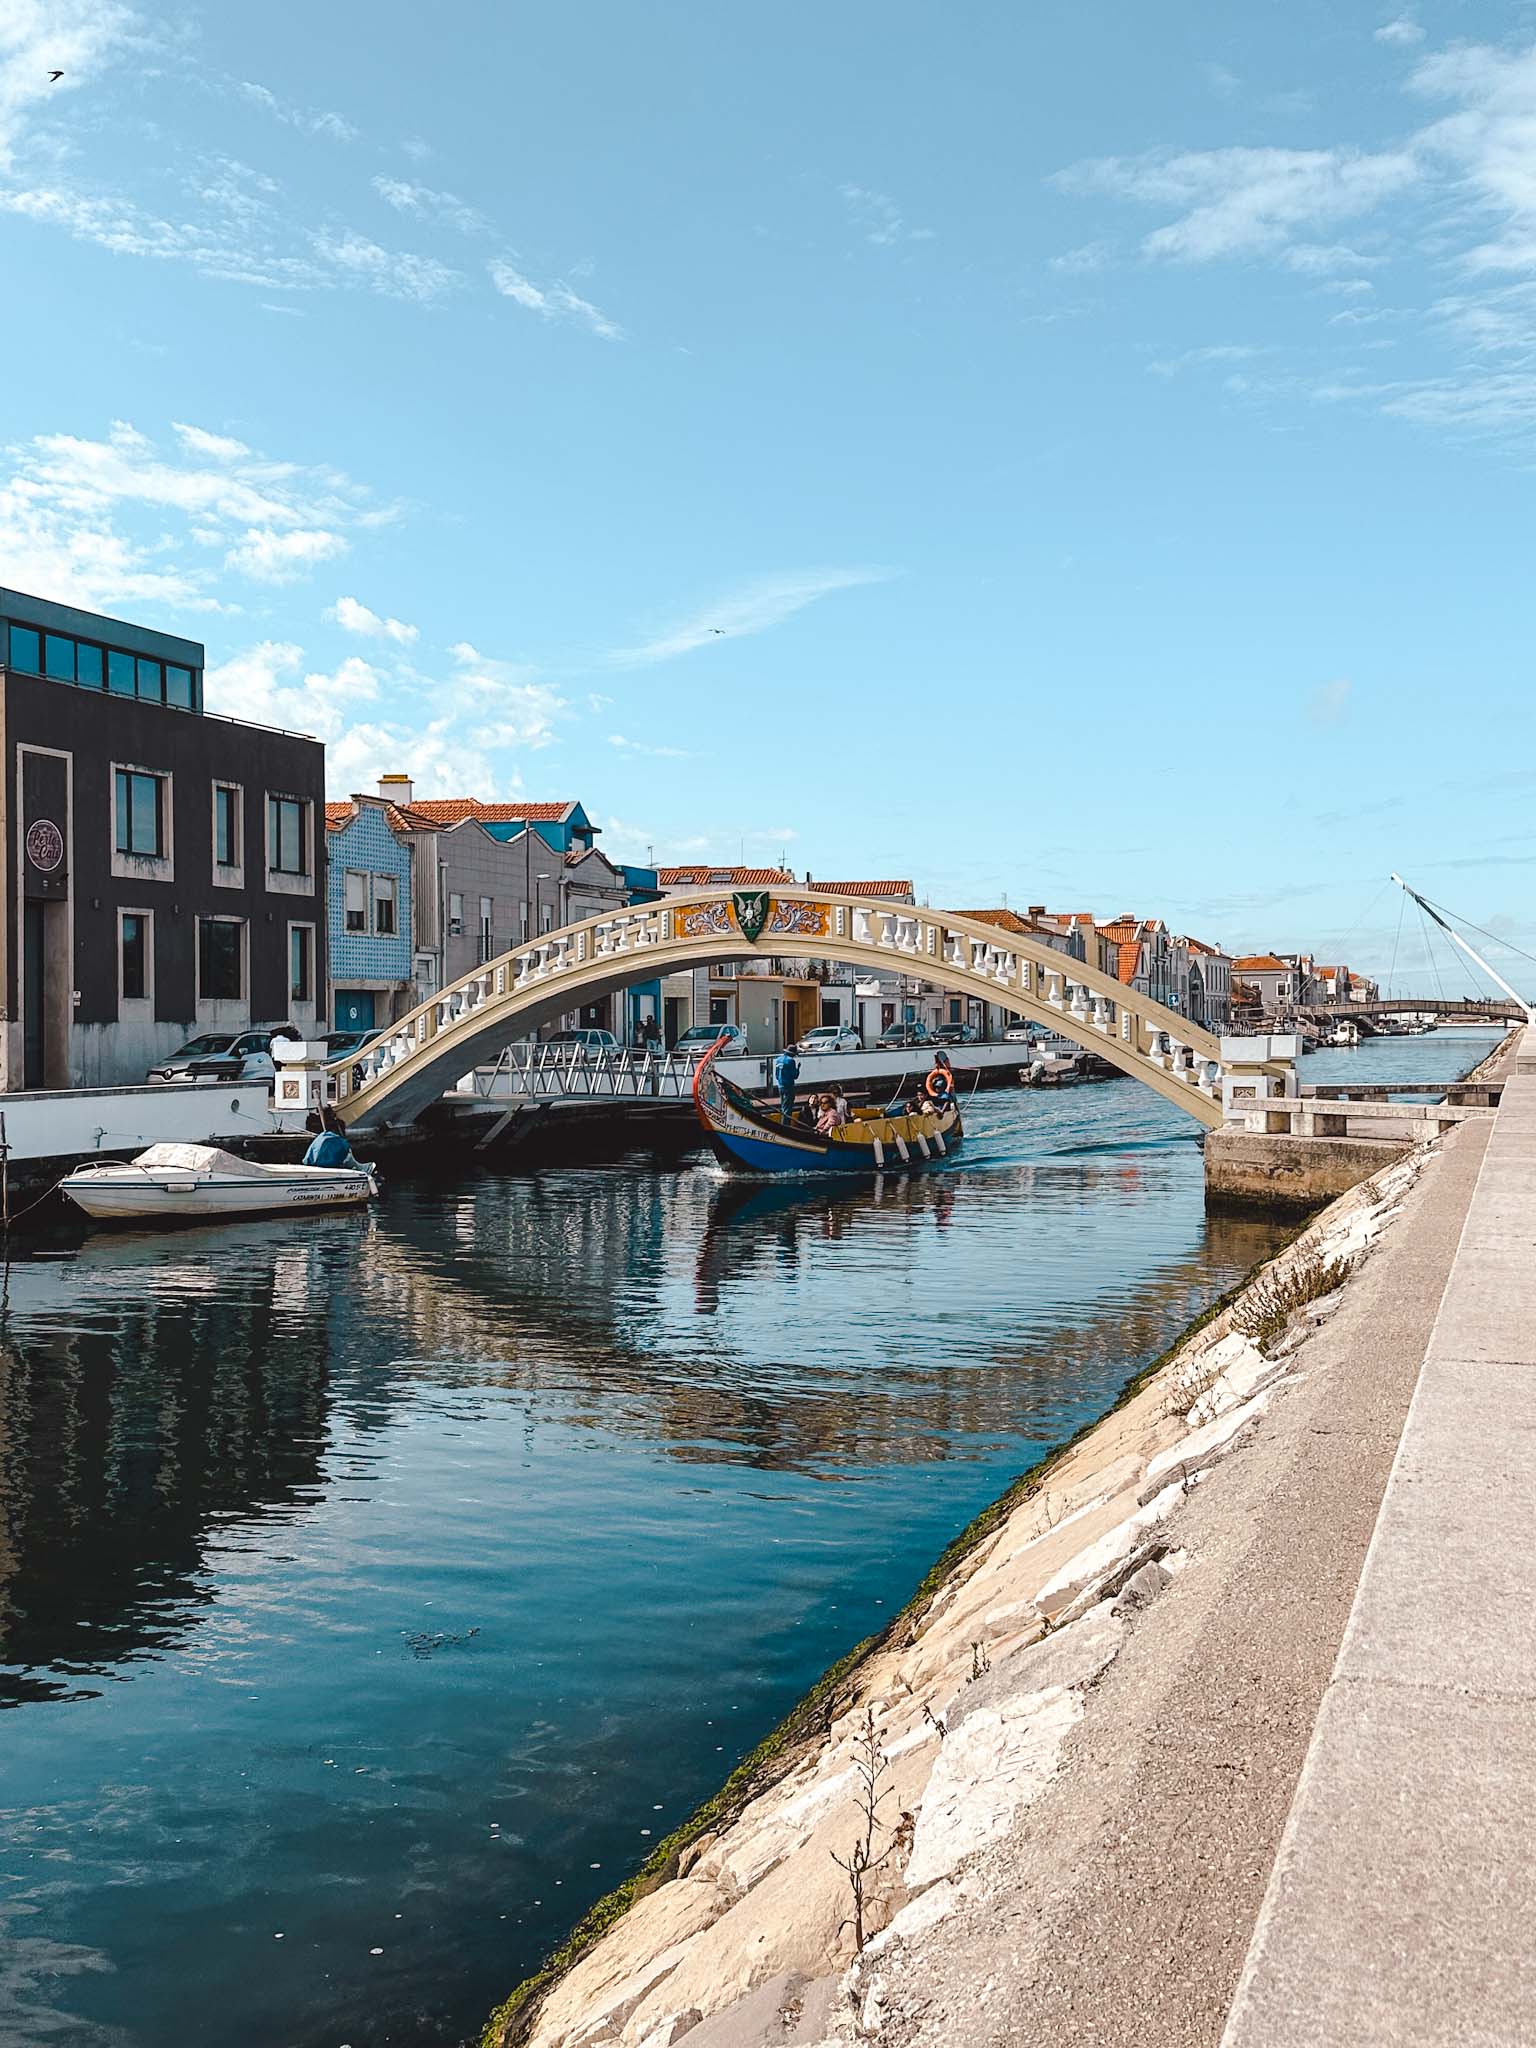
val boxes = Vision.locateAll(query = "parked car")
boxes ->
[324,1026,384,1061]
[875,1021,933,1049]
[158,1025,303,1083]
[146,1032,239,1082]
[1003,1022,1042,1044]
[795,1025,863,1053]
[933,1022,978,1045]
[673,1023,750,1058]
[542,1028,620,1057]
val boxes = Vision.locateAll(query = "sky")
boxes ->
[3,0,1536,993]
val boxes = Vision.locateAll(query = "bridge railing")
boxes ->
[326,893,1261,1130]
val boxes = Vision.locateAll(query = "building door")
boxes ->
[783,1000,799,1045]
[23,903,45,1089]
[336,990,376,1030]
[664,996,685,1047]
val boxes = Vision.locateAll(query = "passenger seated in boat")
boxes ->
[302,1110,358,1171]
[815,1094,842,1135]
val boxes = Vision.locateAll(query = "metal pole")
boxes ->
[1390,874,1534,1023]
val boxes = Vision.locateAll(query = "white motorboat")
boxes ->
[60,1143,377,1224]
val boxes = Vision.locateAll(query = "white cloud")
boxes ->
[1306,676,1353,725]
[1056,145,1419,262]
[1148,343,1262,377]
[226,526,347,582]
[0,418,389,612]
[172,421,251,461]
[1376,18,1425,46]
[607,733,691,759]
[614,568,893,667]
[0,0,135,173]
[450,642,567,748]
[1049,240,1114,272]
[328,594,418,644]
[487,259,622,340]
[839,183,935,248]
[204,641,379,739]
[372,176,486,236]
[238,79,357,143]
[311,228,462,303]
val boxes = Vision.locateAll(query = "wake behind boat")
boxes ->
[692,1047,962,1175]
[60,1143,377,1224]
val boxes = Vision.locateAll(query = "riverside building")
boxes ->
[0,587,326,1089]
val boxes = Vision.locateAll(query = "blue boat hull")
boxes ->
[692,1050,962,1177]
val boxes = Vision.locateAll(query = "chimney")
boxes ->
[1028,905,1046,918]
[378,773,413,805]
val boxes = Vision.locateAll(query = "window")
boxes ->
[267,795,308,875]
[541,905,553,934]
[107,650,135,695]
[289,925,313,1004]
[121,913,147,1001]
[76,643,103,688]
[709,997,731,1025]
[136,657,163,702]
[198,918,244,1001]
[114,769,163,857]
[45,634,75,682]
[448,891,464,936]
[375,874,398,937]
[165,664,194,709]
[345,870,368,933]
[214,785,240,866]
[8,625,40,673]
[520,898,529,943]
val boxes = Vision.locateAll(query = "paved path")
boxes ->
[1224,1034,1536,2045]
[876,1119,1493,2048]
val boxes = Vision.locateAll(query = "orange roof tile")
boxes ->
[404,798,574,824]
[323,801,354,832]
[809,880,914,899]
[1233,954,1290,973]
[656,865,798,887]
[953,907,1047,935]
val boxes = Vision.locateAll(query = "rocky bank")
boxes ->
[485,1132,1446,2048]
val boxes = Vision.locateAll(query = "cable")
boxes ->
[1387,891,1407,998]
[1416,892,1536,972]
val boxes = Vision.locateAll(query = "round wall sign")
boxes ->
[25,819,64,873]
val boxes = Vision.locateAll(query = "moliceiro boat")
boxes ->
[692,1049,962,1175]
[60,1144,377,1223]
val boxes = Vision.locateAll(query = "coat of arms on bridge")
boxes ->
[732,890,771,943]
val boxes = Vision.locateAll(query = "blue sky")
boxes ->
[4,1,1536,989]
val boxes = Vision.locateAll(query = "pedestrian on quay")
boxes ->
[773,1044,801,1125]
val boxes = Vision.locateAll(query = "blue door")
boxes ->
[336,990,376,1030]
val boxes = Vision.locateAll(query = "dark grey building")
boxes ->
[0,588,327,1089]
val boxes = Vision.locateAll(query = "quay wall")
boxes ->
[482,1130,1474,2048]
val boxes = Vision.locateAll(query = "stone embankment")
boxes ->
[488,1129,1458,2048]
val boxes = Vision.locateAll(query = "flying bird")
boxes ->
[48,69,63,81]
[709,628,725,636]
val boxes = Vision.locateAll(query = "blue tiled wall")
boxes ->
[327,807,413,986]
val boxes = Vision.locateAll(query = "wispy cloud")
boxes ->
[613,568,892,667]
[310,228,462,303]
[487,258,621,339]
[1306,676,1353,725]
[372,176,487,236]
[607,733,691,759]
[1376,18,1425,46]
[328,594,418,644]
[1148,343,1262,377]
[238,79,356,143]
[1049,239,1114,273]
[839,183,935,248]
[0,0,135,173]
[1055,145,1418,262]
[0,417,391,612]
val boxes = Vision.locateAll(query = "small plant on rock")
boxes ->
[968,1640,991,1684]
[831,1707,903,1954]
[1232,1248,1352,1355]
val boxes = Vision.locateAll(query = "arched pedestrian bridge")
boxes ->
[330,890,1262,1132]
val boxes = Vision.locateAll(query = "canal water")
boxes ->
[0,1032,1497,2048]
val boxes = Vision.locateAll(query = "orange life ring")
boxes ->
[924,1066,952,1100]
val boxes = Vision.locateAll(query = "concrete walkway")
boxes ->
[1225,1031,1536,2046]
[872,1117,1493,2048]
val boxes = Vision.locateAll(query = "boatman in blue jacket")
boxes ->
[773,1046,801,1125]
